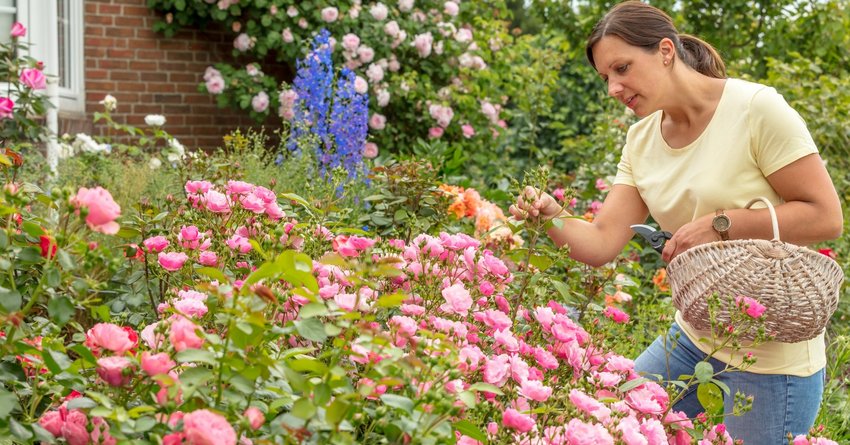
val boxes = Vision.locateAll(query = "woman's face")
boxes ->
[591,35,667,117]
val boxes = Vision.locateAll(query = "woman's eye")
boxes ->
[616,64,629,74]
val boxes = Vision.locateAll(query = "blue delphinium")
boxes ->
[287,29,369,181]
[288,29,334,156]
[328,67,369,180]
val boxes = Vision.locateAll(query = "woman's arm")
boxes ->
[661,153,842,261]
[511,184,649,267]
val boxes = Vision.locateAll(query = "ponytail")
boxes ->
[678,33,726,79]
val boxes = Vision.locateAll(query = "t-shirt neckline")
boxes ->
[657,78,731,153]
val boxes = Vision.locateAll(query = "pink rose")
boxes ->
[71,187,121,234]
[0,97,13,119]
[342,33,360,51]
[321,7,339,22]
[203,190,231,213]
[20,68,46,90]
[251,91,269,113]
[198,251,218,266]
[370,3,388,20]
[11,22,27,37]
[362,142,379,159]
[440,283,472,316]
[736,295,766,318]
[86,323,136,355]
[428,127,444,139]
[143,235,169,253]
[413,32,434,58]
[461,124,475,138]
[368,113,386,130]
[520,379,553,402]
[10,22,25,38]
[206,75,225,94]
[502,408,534,433]
[244,406,265,430]
[183,409,237,445]
[39,407,89,445]
[233,33,253,52]
[173,298,208,318]
[96,356,133,386]
[565,418,615,444]
[141,351,176,376]
[158,251,188,271]
[169,316,204,352]
[603,306,630,323]
[444,1,459,16]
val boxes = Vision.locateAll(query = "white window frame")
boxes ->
[18,0,86,114]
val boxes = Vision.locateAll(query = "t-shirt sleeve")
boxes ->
[749,86,819,176]
[613,142,635,187]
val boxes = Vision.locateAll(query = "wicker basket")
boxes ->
[667,197,844,343]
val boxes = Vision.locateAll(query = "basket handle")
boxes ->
[745,197,780,241]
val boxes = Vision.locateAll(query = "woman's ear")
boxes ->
[658,37,675,61]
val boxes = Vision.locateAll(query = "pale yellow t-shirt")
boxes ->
[614,78,823,376]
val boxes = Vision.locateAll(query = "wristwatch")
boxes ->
[712,209,731,241]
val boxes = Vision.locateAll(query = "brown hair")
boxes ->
[585,1,726,79]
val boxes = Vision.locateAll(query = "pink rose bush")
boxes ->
[12,177,839,444]
[70,186,122,234]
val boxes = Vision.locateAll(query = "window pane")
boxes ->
[0,0,14,46]
[58,0,70,88]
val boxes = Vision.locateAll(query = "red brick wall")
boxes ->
[80,0,264,150]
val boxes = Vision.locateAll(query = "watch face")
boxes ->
[713,215,731,232]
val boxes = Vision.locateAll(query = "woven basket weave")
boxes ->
[667,197,844,343]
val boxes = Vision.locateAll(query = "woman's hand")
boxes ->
[661,213,719,262]
[509,186,564,221]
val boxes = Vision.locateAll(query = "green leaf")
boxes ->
[9,417,32,440]
[377,293,405,308]
[528,254,553,272]
[116,227,141,239]
[134,416,157,433]
[710,378,732,395]
[467,382,504,395]
[92,304,111,322]
[48,296,76,326]
[243,261,282,287]
[294,318,328,343]
[457,391,477,409]
[42,349,72,374]
[550,279,571,301]
[66,397,98,410]
[21,221,45,238]
[299,302,328,318]
[694,361,714,383]
[0,389,19,419]
[453,420,487,442]
[618,377,651,393]
[289,358,327,375]
[291,397,316,419]
[16,246,43,264]
[325,399,350,425]
[175,349,218,365]
[196,266,229,283]
[57,249,75,270]
[696,382,724,415]
[0,287,22,312]
[380,394,414,413]
[280,193,311,209]
[179,367,214,387]
[313,383,331,405]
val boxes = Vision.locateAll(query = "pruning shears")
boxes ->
[630,224,672,254]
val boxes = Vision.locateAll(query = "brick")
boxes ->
[114,16,145,28]
[87,80,117,91]
[105,27,136,38]
[88,15,114,26]
[98,4,122,14]
[85,3,97,13]
[107,48,135,59]
[99,59,129,70]
[87,69,109,80]
[159,62,188,71]
[159,40,188,51]
[152,94,182,104]
[135,28,159,40]
[115,82,147,92]
[136,50,162,60]
[169,73,198,83]
[148,83,176,93]
[140,72,168,82]
[128,61,158,71]
[132,104,167,114]
[123,5,152,16]
[87,47,108,58]
[86,37,116,47]
[129,40,159,51]
[110,71,139,81]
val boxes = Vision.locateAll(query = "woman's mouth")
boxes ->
[625,95,637,109]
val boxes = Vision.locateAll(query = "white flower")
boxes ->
[377,89,391,107]
[149,157,162,170]
[286,6,298,17]
[370,3,388,21]
[145,114,166,127]
[398,0,414,12]
[167,138,185,162]
[99,94,117,112]
[354,76,369,94]
[74,133,110,154]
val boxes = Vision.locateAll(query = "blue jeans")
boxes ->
[635,323,824,445]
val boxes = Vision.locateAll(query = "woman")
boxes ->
[509,1,842,443]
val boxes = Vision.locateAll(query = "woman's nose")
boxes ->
[608,81,623,98]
